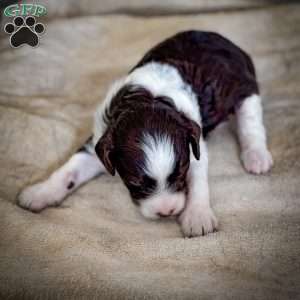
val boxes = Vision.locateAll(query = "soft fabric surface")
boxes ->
[0,3,300,299]
[39,0,270,17]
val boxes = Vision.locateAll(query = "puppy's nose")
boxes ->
[157,208,175,218]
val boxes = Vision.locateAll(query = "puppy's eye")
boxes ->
[126,175,157,201]
[129,180,141,187]
[128,175,155,188]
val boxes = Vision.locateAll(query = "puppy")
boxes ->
[18,31,273,237]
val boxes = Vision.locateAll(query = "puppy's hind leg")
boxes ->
[18,138,106,212]
[236,94,273,174]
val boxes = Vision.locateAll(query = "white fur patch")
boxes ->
[128,62,201,125]
[93,62,202,146]
[179,137,219,237]
[141,133,175,189]
[18,152,104,212]
[236,94,273,174]
[237,94,266,148]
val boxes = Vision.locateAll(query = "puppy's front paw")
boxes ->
[241,147,273,174]
[17,182,56,212]
[179,206,218,238]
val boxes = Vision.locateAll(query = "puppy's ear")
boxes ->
[185,120,201,160]
[189,121,201,160]
[95,129,116,176]
[176,113,202,160]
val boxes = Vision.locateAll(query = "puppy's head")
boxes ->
[95,106,201,219]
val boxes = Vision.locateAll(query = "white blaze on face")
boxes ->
[142,133,175,190]
[140,133,185,219]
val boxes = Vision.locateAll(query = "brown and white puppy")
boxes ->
[18,31,273,237]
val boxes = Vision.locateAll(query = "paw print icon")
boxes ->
[4,16,45,48]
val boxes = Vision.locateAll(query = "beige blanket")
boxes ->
[0,3,300,299]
